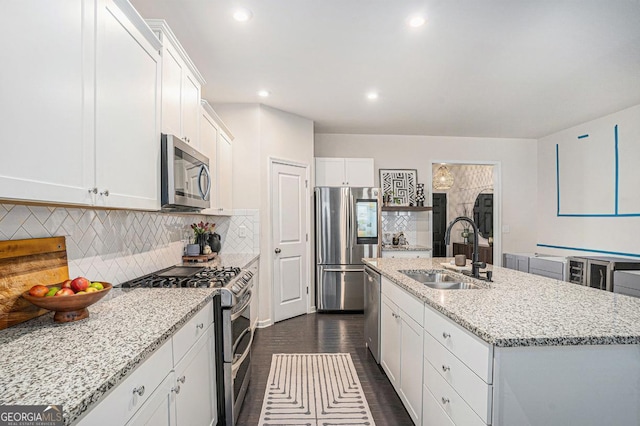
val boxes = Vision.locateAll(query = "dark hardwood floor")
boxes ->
[237,312,414,425]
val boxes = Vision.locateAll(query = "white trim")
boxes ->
[200,100,235,140]
[429,160,503,266]
[269,157,312,323]
[256,319,274,329]
[113,0,162,51]
[145,19,206,85]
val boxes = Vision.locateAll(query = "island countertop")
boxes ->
[364,257,640,348]
[0,252,259,425]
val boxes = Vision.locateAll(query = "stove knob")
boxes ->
[231,284,240,293]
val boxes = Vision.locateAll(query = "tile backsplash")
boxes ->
[0,203,259,285]
[382,211,430,247]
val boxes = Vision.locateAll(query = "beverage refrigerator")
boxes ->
[315,187,381,311]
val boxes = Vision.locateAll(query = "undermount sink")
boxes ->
[400,270,480,290]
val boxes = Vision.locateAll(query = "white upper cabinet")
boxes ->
[94,0,161,210]
[0,0,94,206]
[200,101,234,216]
[315,157,374,187]
[0,0,162,210]
[147,20,205,149]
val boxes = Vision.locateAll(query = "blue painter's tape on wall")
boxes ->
[537,244,640,258]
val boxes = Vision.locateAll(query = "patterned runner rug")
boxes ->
[258,353,376,426]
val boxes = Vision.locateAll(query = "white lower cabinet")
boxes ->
[422,385,455,426]
[77,301,216,426]
[174,325,217,426]
[380,278,424,425]
[127,373,176,426]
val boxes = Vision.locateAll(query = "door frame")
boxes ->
[268,157,311,325]
[429,160,503,266]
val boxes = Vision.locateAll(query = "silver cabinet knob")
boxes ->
[88,187,98,194]
[132,385,145,396]
[442,332,451,339]
[177,375,186,384]
[442,365,450,372]
[171,385,181,394]
[441,397,450,404]
[196,323,204,330]
[100,189,110,197]
[275,248,281,254]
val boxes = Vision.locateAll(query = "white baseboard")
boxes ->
[256,318,273,328]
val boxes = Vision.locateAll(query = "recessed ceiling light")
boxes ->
[407,14,426,28]
[258,90,270,97]
[366,92,379,100]
[233,8,253,22]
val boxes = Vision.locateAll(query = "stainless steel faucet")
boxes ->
[444,216,484,279]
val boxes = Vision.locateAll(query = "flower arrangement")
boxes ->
[191,221,215,237]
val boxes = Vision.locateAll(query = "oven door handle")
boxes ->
[231,290,253,321]
[231,328,254,379]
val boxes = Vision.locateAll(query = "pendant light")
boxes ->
[433,165,454,190]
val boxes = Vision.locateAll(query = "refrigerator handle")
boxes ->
[348,189,355,261]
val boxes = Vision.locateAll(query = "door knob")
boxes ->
[275,248,281,254]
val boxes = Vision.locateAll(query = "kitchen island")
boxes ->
[365,257,640,426]
[0,253,258,425]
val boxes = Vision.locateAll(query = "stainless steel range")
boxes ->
[121,264,255,426]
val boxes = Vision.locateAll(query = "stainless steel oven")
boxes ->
[566,256,640,292]
[214,267,255,426]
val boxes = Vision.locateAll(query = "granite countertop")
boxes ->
[0,252,259,425]
[381,245,432,251]
[364,257,640,348]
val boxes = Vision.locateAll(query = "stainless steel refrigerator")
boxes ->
[315,187,381,311]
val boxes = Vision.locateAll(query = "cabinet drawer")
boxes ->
[423,304,492,382]
[172,300,213,365]
[424,361,486,426]
[529,267,563,280]
[424,331,492,423]
[77,339,173,426]
[422,385,455,426]
[529,258,564,274]
[381,250,431,259]
[382,277,423,326]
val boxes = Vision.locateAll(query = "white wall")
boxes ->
[214,103,315,327]
[314,133,538,254]
[537,103,640,258]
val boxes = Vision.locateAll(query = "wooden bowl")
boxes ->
[22,283,112,323]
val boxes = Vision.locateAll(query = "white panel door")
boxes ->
[272,162,308,322]
[380,296,401,387]
[0,0,94,205]
[94,0,160,210]
[400,314,424,424]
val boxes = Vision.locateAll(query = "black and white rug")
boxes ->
[258,353,376,426]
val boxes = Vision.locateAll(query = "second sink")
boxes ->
[400,270,481,290]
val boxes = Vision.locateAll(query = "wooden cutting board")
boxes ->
[0,236,69,330]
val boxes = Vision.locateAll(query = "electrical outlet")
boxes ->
[238,226,247,238]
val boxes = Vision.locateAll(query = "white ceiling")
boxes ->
[131,0,640,138]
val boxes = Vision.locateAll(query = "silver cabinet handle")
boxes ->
[177,375,186,384]
[196,323,204,330]
[442,332,451,339]
[88,187,97,194]
[132,385,145,397]
[100,189,109,196]
[442,365,450,372]
[275,248,281,254]
[441,397,450,404]
[171,385,181,394]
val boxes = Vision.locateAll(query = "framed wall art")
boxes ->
[379,169,417,205]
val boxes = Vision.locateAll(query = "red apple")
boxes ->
[28,285,49,297]
[55,288,75,296]
[70,277,90,293]
[60,279,73,289]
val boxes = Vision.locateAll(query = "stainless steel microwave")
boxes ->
[161,134,211,211]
